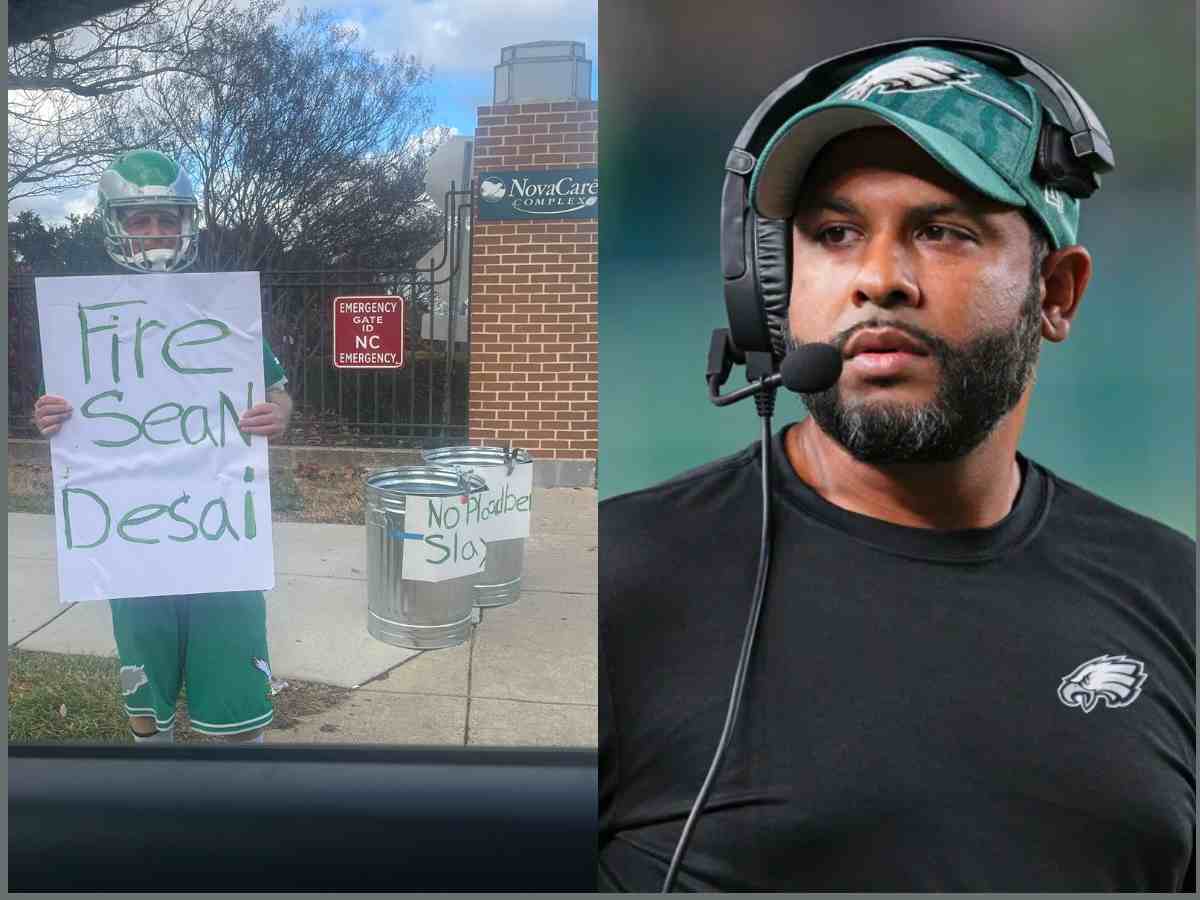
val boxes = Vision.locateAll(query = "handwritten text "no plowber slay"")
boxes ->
[397,481,532,582]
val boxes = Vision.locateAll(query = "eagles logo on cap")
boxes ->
[837,55,980,102]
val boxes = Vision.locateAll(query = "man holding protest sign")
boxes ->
[33,150,292,745]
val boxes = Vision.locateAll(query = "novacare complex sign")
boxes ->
[477,167,598,220]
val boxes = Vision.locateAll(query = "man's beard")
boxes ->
[788,281,1043,464]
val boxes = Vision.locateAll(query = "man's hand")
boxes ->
[33,395,73,437]
[238,389,293,440]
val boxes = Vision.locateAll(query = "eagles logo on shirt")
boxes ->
[838,56,980,102]
[1058,654,1148,713]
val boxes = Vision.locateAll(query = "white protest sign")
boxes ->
[36,272,276,604]
[401,492,488,582]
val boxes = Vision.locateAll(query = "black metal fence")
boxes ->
[8,189,473,449]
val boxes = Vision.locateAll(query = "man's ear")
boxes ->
[1040,244,1092,343]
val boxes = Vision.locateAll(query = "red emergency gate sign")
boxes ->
[332,295,405,369]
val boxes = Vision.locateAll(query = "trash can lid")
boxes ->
[364,465,488,496]
[422,446,533,466]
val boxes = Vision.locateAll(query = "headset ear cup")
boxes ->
[753,215,792,361]
[1035,121,1100,198]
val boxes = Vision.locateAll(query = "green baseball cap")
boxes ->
[750,47,1079,248]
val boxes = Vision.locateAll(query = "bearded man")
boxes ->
[598,44,1195,892]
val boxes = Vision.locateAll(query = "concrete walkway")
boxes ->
[7,487,597,747]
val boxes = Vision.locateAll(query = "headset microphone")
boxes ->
[780,344,843,394]
[707,329,842,407]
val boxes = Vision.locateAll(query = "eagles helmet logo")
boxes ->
[838,55,980,102]
[1058,654,1148,713]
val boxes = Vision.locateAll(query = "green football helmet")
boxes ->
[97,150,199,272]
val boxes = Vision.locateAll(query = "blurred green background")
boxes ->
[598,0,1196,537]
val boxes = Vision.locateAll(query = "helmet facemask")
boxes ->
[103,201,199,273]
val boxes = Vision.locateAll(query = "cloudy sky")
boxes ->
[308,0,598,133]
[11,0,598,223]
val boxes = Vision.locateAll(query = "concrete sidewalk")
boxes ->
[7,487,597,747]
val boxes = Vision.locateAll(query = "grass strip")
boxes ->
[9,649,352,744]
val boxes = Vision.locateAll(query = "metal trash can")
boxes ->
[364,466,489,650]
[422,446,533,608]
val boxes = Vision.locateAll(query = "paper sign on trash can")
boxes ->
[469,465,533,542]
[401,494,488,582]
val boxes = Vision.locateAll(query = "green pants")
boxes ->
[109,591,274,736]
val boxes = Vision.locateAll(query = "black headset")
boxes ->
[719,36,1115,367]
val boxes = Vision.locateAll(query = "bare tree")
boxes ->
[7,0,243,200]
[132,7,444,273]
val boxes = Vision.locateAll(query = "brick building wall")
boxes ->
[469,100,598,472]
